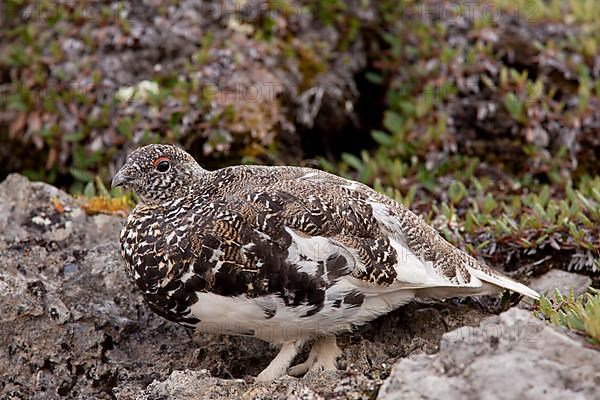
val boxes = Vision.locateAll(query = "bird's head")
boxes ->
[111,144,206,204]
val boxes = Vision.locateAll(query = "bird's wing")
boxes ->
[311,170,539,298]
[218,167,538,300]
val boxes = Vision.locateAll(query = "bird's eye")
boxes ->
[156,159,170,173]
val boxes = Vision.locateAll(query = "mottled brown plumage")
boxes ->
[113,144,539,380]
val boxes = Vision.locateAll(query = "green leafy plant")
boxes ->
[535,288,600,346]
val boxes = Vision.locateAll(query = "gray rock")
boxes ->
[136,369,323,400]
[377,308,600,400]
[529,269,592,298]
[0,174,198,399]
[134,370,249,400]
[136,368,385,400]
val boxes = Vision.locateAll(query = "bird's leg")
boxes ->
[287,344,318,377]
[287,335,341,377]
[256,339,307,381]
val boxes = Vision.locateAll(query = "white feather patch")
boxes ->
[285,227,334,262]
[467,266,540,299]
[367,201,455,288]
[284,227,356,276]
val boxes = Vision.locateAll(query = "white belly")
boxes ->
[189,284,416,344]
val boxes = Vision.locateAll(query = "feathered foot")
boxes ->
[256,339,307,381]
[287,336,341,377]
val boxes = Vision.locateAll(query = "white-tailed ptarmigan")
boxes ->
[112,144,539,381]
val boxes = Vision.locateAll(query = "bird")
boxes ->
[112,144,539,381]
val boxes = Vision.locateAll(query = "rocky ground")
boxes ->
[377,308,599,400]
[1,174,597,400]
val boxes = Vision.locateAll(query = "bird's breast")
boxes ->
[119,206,206,326]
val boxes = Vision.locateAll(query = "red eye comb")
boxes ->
[153,157,169,166]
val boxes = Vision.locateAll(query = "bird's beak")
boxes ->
[111,167,132,189]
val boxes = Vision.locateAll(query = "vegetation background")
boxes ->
[1,0,599,342]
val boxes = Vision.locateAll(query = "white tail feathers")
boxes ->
[467,266,540,300]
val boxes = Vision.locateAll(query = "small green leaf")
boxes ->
[83,181,96,197]
[341,153,364,172]
[64,131,86,142]
[383,111,404,135]
[538,185,550,207]
[365,72,384,85]
[95,176,110,197]
[482,194,497,214]
[448,181,467,205]
[503,92,526,123]
[402,186,417,208]
[372,130,394,147]
[70,167,93,183]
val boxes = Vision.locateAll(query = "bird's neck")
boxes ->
[139,170,215,207]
